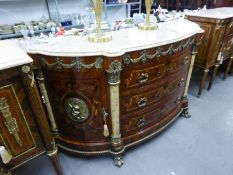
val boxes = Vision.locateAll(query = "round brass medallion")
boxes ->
[64,98,89,122]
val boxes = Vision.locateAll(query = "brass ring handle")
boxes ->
[137,118,145,127]
[175,97,181,104]
[179,78,185,86]
[137,73,149,84]
[137,97,147,107]
[183,56,189,65]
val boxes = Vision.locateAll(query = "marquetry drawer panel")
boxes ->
[166,52,191,75]
[164,75,186,96]
[162,88,184,117]
[0,83,44,163]
[121,62,166,91]
[121,87,164,114]
[121,102,162,136]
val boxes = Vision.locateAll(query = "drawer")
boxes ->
[121,62,166,91]
[162,88,184,117]
[164,73,186,96]
[166,52,191,75]
[121,102,162,136]
[121,86,164,114]
[0,82,44,167]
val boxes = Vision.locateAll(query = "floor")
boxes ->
[13,69,233,175]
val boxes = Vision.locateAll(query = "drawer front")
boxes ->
[121,102,162,136]
[162,88,184,117]
[121,87,164,114]
[0,82,44,165]
[121,62,166,91]
[166,52,191,75]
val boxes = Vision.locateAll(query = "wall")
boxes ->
[214,0,233,7]
[0,0,49,25]
[0,0,127,26]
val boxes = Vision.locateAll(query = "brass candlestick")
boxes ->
[88,0,112,43]
[138,0,157,30]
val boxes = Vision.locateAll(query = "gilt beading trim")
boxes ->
[40,57,103,70]
[123,37,195,65]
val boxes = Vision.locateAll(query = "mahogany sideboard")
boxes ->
[27,20,203,167]
[0,41,63,175]
[185,7,233,97]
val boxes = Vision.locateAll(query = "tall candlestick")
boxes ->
[88,0,112,43]
[138,0,157,30]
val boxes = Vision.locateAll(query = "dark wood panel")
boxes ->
[0,74,44,169]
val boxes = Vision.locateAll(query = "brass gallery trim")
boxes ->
[123,37,195,65]
[57,109,183,156]
[0,84,37,158]
[40,57,103,70]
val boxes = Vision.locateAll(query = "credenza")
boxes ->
[27,20,203,166]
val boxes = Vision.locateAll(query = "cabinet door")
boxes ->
[0,78,44,169]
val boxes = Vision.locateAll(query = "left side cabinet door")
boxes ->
[0,79,44,169]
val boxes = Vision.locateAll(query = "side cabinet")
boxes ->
[0,65,63,175]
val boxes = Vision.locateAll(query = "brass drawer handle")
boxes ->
[183,56,189,65]
[137,97,147,108]
[179,78,185,86]
[137,117,145,127]
[175,97,181,104]
[137,73,149,84]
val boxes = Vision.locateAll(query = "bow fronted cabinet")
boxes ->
[27,20,203,166]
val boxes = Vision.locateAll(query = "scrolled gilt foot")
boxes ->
[114,154,124,167]
[181,108,191,118]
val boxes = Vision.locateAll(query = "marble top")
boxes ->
[27,19,203,57]
[0,40,32,70]
[185,7,233,20]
